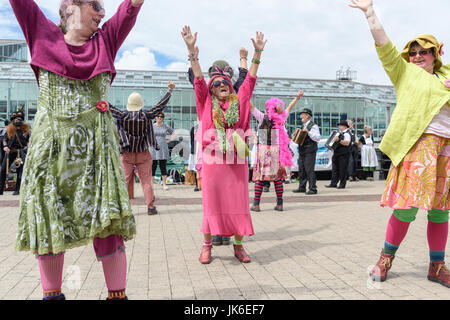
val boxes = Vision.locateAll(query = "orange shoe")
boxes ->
[427,261,450,288]
[234,244,251,263]
[199,245,212,264]
[370,250,395,282]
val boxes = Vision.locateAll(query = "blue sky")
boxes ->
[1,0,450,85]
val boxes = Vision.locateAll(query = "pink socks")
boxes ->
[385,214,411,246]
[37,252,65,297]
[427,221,448,262]
[100,250,127,299]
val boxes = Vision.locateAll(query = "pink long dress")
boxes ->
[194,74,256,237]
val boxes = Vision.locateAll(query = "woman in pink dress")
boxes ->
[181,26,267,264]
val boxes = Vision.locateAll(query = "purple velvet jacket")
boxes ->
[9,0,142,85]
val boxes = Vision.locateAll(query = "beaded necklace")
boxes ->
[212,94,240,153]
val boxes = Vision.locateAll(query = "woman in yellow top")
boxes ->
[350,0,450,287]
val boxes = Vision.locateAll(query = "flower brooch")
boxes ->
[96,100,108,113]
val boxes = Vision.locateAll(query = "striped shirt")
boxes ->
[109,91,172,153]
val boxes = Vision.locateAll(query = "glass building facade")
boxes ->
[0,40,28,63]
[0,40,396,142]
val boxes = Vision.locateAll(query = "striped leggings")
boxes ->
[254,180,283,204]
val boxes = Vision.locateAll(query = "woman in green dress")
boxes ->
[10,0,145,300]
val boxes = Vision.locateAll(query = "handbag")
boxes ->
[232,131,250,159]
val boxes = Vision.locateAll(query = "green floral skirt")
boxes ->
[15,70,135,255]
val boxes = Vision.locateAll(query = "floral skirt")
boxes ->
[15,70,135,256]
[381,134,450,211]
[252,144,287,181]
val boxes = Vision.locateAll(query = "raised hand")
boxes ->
[168,81,175,90]
[240,47,248,59]
[251,32,267,51]
[296,90,304,98]
[349,0,373,12]
[181,25,197,50]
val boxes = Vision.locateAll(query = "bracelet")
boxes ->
[240,57,247,60]
[255,49,264,52]
[251,58,260,65]
[188,52,199,61]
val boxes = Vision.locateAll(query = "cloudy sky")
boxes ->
[1,0,449,85]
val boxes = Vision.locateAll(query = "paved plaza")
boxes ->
[0,179,449,300]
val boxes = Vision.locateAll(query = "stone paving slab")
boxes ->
[0,180,449,300]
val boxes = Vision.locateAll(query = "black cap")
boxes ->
[299,108,312,116]
[338,120,349,128]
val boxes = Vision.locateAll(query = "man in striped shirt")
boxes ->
[109,81,175,215]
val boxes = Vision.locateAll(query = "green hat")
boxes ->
[208,60,234,78]
[401,34,444,71]
[299,108,312,116]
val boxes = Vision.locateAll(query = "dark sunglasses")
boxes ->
[156,115,165,119]
[212,79,230,88]
[86,1,104,13]
[408,49,431,57]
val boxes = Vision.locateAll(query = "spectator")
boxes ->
[150,111,177,190]
[359,125,378,180]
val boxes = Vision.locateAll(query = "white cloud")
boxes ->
[164,61,190,72]
[115,47,157,70]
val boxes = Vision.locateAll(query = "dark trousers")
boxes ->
[0,150,24,193]
[152,159,168,176]
[330,152,350,187]
[298,151,317,191]
[347,146,358,178]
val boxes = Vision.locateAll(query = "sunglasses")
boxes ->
[408,49,431,57]
[156,115,165,119]
[86,1,104,13]
[212,79,230,88]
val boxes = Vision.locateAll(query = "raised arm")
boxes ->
[109,104,126,120]
[102,0,143,58]
[249,32,267,78]
[181,26,203,80]
[145,81,175,119]
[240,47,249,70]
[286,90,304,114]
[349,0,388,46]
[233,47,249,93]
[9,0,52,55]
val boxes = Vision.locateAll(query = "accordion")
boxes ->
[325,131,341,151]
[292,128,308,146]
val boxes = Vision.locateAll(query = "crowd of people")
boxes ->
[5,0,449,300]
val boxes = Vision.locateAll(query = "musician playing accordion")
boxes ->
[325,120,352,189]
[292,108,321,195]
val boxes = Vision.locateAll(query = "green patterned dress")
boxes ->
[15,69,136,256]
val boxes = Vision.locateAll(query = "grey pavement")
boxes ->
[1,178,449,300]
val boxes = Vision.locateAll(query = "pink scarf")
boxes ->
[265,98,293,167]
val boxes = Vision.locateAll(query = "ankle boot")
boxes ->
[199,245,212,264]
[427,261,450,288]
[370,250,395,282]
[234,244,251,263]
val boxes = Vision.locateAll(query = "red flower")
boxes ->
[96,100,108,113]
[439,43,444,56]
